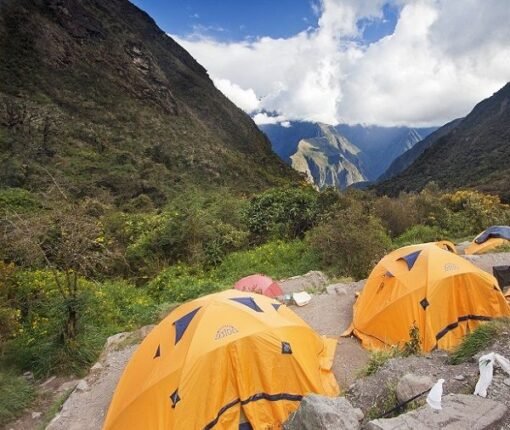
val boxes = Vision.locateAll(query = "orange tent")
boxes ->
[465,226,510,255]
[344,243,510,352]
[104,290,339,430]
[233,274,283,298]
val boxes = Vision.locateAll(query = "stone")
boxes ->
[284,395,363,430]
[76,380,89,392]
[57,380,79,393]
[367,394,507,430]
[40,376,57,388]
[454,375,465,381]
[396,373,434,403]
[23,371,34,381]
[31,411,42,419]
[91,362,103,371]
[504,378,510,387]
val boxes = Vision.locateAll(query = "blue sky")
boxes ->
[130,1,510,127]
[131,0,398,44]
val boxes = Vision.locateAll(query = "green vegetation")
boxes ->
[0,371,35,426]
[448,320,507,364]
[1,182,510,423]
[361,325,422,377]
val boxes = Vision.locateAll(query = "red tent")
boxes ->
[233,274,283,298]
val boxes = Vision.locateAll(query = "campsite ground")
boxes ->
[5,252,510,430]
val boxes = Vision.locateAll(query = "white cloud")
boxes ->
[213,78,260,112]
[173,0,510,127]
[252,112,288,125]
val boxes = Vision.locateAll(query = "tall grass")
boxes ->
[0,371,35,426]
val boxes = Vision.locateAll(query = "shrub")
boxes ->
[147,264,223,304]
[394,225,445,247]
[212,240,319,284]
[243,185,336,242]
[373,194,419,237]
[0,371,35,426]
[307,206,391,279]
[0,187,40,216]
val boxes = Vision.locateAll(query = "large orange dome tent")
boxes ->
[344,242,510,352]
[103,290,339,430]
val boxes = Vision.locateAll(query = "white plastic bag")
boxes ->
[474,352,510,397]
[426,378,444,410]
[474,353,495,397]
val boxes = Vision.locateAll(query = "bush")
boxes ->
[243,185,338,242]
[394,225,446,247]
[212,240,319,284]
[307,206,391,279]
[0,187,40,216]
[147,240,318,304]
[147,264,223,304]
[0,371,35,426]
[373,194,419,237]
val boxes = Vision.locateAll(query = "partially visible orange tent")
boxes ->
[465,226,510,255]
[233,274,283,298]
[465,238,509,255]
[343,242,510,352]
[104,290,339,430]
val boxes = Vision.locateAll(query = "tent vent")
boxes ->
[170,389,181,408]
[272,303,282,311]
[400,250,421,270]
[420,298,430,310]
[153,344,161,359]
[281,341,292,354]
[230,297,263,312]
[174,307,201,344]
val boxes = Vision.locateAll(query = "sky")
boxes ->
[132,0,510,127]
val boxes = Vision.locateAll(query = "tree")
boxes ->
[1,200,110,341]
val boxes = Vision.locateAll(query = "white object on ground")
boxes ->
[474,352,510,397]
[426,379,444,410]
[292,291,312,306]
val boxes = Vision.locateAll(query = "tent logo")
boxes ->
[214,325,239,340]
[444,263,459,272]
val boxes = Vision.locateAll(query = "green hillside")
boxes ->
[377,83,510,202]
[0,0,297,207]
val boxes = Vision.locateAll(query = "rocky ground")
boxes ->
[5,251,510,430]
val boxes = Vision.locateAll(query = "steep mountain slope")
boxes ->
[376,83,510,201]
[290,123,366,189]
[336,125,436,180]
[0,0,296,205]
[378,118,463,181]
[260,121,435,181]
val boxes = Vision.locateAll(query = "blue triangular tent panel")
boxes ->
[174,307,201,344]
[399,250,421,270]
[230,297,263,312]
[272,303,282,311]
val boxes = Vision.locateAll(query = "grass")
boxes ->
[448,320,507,364]
[0,371,35,426]
[360,348,401,377]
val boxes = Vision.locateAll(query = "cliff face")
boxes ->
[377,83,510,201]
[290,124,366,189]
[0,0,297,205]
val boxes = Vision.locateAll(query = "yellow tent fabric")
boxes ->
[103,290,339,430]
[465,237,509,255]
[343,243,510,352]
